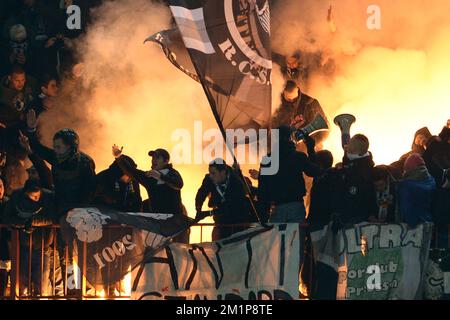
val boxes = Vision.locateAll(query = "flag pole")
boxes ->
[184,53,266,227]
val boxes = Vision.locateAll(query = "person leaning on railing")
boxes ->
[3,179,55,296]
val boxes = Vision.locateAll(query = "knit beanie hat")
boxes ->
[404,153,426,173]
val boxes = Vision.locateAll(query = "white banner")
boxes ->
[131,224,300,300]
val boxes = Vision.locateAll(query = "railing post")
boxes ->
[9,229,20,300]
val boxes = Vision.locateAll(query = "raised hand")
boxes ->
[112,144,123,158]
[18,131,31,154]
[145,170,162,180]
[249,169,259,180]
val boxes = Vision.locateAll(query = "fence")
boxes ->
[0,223,448,300]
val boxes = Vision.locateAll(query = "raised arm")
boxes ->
[28,153,53,190]
[160,169,184,190]
[23,110,57,165]
[112,145,151,187]
[195,175,211,212]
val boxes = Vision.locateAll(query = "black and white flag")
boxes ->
[60,207,193,287]
[157,0,272,131]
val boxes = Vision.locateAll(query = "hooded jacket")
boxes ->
[271,91,330,146]
[331,153,378,224]
[422,126,450,187]
[195,166,252,224]
[0,75,36,128]
[389,127,432,179]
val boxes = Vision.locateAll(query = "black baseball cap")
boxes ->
[148,148,170,161]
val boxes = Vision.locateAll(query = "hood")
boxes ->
[411,127,432,152]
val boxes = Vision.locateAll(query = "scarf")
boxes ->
[56,149,76,164]
[346,152,370,161]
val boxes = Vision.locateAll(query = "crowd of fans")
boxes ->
[0,0,448,299]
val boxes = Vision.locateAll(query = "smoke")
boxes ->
[35,0,449,226]
[271,0,450,164]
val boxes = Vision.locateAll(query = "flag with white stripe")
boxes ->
[162,0,272,131]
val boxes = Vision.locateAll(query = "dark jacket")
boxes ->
[0,75,36,128]
[28,131,96,216]
[116,155,183,214]
[308,168,339,230]
[195,167,251,224]
[93,160,142,212]
[258,140,321,214]
[398,166,436,227]
[271,91,329,147]
[422,127,450,187]
[332,153,378,224]
[28,152,53,190]
[375,176,398,224]
[389,127,433,179]
[4,188,55,249]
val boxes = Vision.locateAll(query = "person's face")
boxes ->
[120,174,131,184]
[286,56,300,69]
[42,80,58,97]
[9,73,26,91]
[0,180,4,199]
[374,180,387,192]
[414,134,427,147]
[151,156,168,170]
[53,138,71,156]
[26,190,41,202]
[209,167,227,185]
[283,88,299,102]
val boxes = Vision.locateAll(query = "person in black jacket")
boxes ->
[4,179,55,296]
[258,125,321,223]
[112,146,184,215]
[195,158,252,241]
[332,134,378,225]
[308,150,336,229]
[93,156,142,212]
[271,80,329,151]
[372,165,399,223]
[22,110,96,217]
[21,111,95,295]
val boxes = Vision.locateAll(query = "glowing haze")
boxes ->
[38,0,448,238]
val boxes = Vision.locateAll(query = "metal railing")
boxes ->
[0,223,289,300]
[0,223,448,300]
